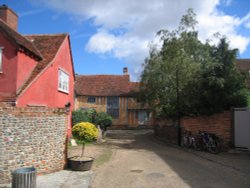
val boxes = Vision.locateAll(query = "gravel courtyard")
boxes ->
[90,130,250,188]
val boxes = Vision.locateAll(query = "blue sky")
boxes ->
[2,0,250,81]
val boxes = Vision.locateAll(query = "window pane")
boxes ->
[58,69,69,93]
[107,96,119,108]
[107,97,119,118]
[87,97,96,103]
[107,109,119,119]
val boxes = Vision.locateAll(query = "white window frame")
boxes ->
[0,47,4,73]
[58,68,69,93]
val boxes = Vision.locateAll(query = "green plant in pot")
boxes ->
[69,122,99,171]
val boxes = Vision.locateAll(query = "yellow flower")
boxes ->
[72,122,98,143]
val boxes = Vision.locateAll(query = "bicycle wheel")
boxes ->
[193,139,203,151]
[208,139,221,154]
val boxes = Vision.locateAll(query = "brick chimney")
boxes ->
[0,4,18,31]
[123,67,128,75]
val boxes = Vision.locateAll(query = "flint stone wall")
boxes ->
[0,103,68,184]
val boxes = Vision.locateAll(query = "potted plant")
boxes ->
[69,122,99,171]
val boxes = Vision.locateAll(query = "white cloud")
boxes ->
[34,0,250,80]
[19,9,45,17]
[86,31,116,54]
[228,35,250,53]
[240,12,250,29]
[197,10,250,54]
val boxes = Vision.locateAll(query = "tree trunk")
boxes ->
[81,143,85,157]
[176,68,181,146]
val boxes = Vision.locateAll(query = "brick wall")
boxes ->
[154,111,232,147]
[181,111,232,146]
[0,103,68,184]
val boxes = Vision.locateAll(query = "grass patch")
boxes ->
[94,146,113,167]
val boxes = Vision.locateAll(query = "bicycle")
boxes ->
[196,131,221,154]
[182,130,200,150]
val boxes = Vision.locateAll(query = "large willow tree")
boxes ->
[139,9,248,118]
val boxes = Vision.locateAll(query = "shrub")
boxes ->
[72,109,112,131]
[95,112,112,131]
[72,109,96,126]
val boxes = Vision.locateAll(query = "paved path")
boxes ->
[37,170,92,188]
[91,130,250,188]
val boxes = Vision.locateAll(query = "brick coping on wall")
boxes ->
[0,102,67,115]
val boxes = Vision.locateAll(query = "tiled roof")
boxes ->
[235,59,250,71]
[125,82,140,96]
[17,34,67,95]
[0,19,43,60]
[25,34,67,63]
[75,75,139,96]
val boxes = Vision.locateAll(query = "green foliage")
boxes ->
[72,109,96,126]
[72,109,112,131]
[248,91,250,107]
[139,9,248,118]
[197,38,249,114]
[140,9,203,118]
[95,112,112,130]
[72,122,99,143]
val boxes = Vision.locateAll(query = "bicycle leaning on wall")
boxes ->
[182,130,222,154]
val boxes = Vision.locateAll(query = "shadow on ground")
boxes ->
[104,130,250,188]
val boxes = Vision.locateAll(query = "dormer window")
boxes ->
[0,47,3,73]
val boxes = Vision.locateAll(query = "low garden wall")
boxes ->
[154,111,232,147]
[182,111,232,147]
[0,103,68,184]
